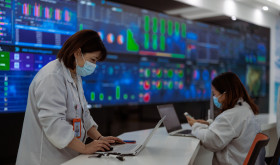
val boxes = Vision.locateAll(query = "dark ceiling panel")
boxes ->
[195,16,230,22]
[108,0,192,13]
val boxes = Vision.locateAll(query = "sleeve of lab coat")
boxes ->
[35,73,75,149]
[82,97,98,132]
[192,115,236,152]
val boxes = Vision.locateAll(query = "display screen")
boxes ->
[14,0,77,49]
[0,0,270,113]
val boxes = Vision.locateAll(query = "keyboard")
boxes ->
[178,129,191,134]
[113,144,138,152]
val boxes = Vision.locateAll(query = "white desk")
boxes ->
[62,125,202,165]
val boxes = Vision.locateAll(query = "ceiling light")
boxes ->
[231,16,237,21]
[262,6,269,11]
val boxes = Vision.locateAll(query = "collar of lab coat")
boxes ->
[59,60,86,111]
[60,60,81,85]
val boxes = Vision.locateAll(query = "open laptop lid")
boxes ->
[101,116,166,156]
[141,115,166,147]
[131,115,166,155]
[157,104,182,133]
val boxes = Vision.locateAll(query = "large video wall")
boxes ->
[0,0,269,112]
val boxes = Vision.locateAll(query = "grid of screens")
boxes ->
[0,0,269,112]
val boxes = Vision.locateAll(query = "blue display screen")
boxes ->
[83,58,140,106]
[0,49,56,112]
[0,0,270,113]
[137,59,186,104]
[0,71,36,112]
[0,1,13,44]
[14,0,77,49]
[138,10,187,58]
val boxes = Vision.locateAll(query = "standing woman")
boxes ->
[16,30,124,165]
[186,72,264,165]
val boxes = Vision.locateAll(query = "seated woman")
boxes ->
[186,72,264,165]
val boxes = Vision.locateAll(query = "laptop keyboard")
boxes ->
[178,129,191,134]
[113,144,138,152]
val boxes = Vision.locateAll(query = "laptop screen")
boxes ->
[157,104,182,133]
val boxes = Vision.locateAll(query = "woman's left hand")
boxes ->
[196,119,210,125]
[99,136,125,144]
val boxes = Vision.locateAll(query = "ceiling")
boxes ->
[108,0,193,13]
[237,0,280,14]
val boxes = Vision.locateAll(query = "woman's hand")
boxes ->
[196,119,210,125]
[186,116,210,126]
[186,116,197,126]
[84,140,111,154]
[100,136,125,144]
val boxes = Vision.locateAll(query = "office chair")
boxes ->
[265,137,280,165]
[243,133,270,165]
[268,86,280,165]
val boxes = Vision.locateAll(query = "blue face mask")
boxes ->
[76,54,96,77]
[213,94,222,109]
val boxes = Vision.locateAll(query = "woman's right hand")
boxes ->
[186,116,197,126]
[84,140,111,154]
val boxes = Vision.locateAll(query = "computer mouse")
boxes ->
[97,146,113,152]
[108,147,113,151]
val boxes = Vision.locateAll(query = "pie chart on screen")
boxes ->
[117,35,124,45]
[144,81,150,90]
[178,81,184,89]
[156,81,162,90]
[98,31,104,40]
[143,93,150,102]
[107,33,114,44]
[156,69,162,78]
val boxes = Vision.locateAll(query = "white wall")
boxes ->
[176,0,278,123]
[274,18,280,120]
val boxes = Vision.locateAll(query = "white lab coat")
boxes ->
[192,100,264,165]
[276,86,280,137]
[16,59,98,165]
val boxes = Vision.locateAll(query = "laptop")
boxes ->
[157,104,192,137]
[97,116,166,156]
